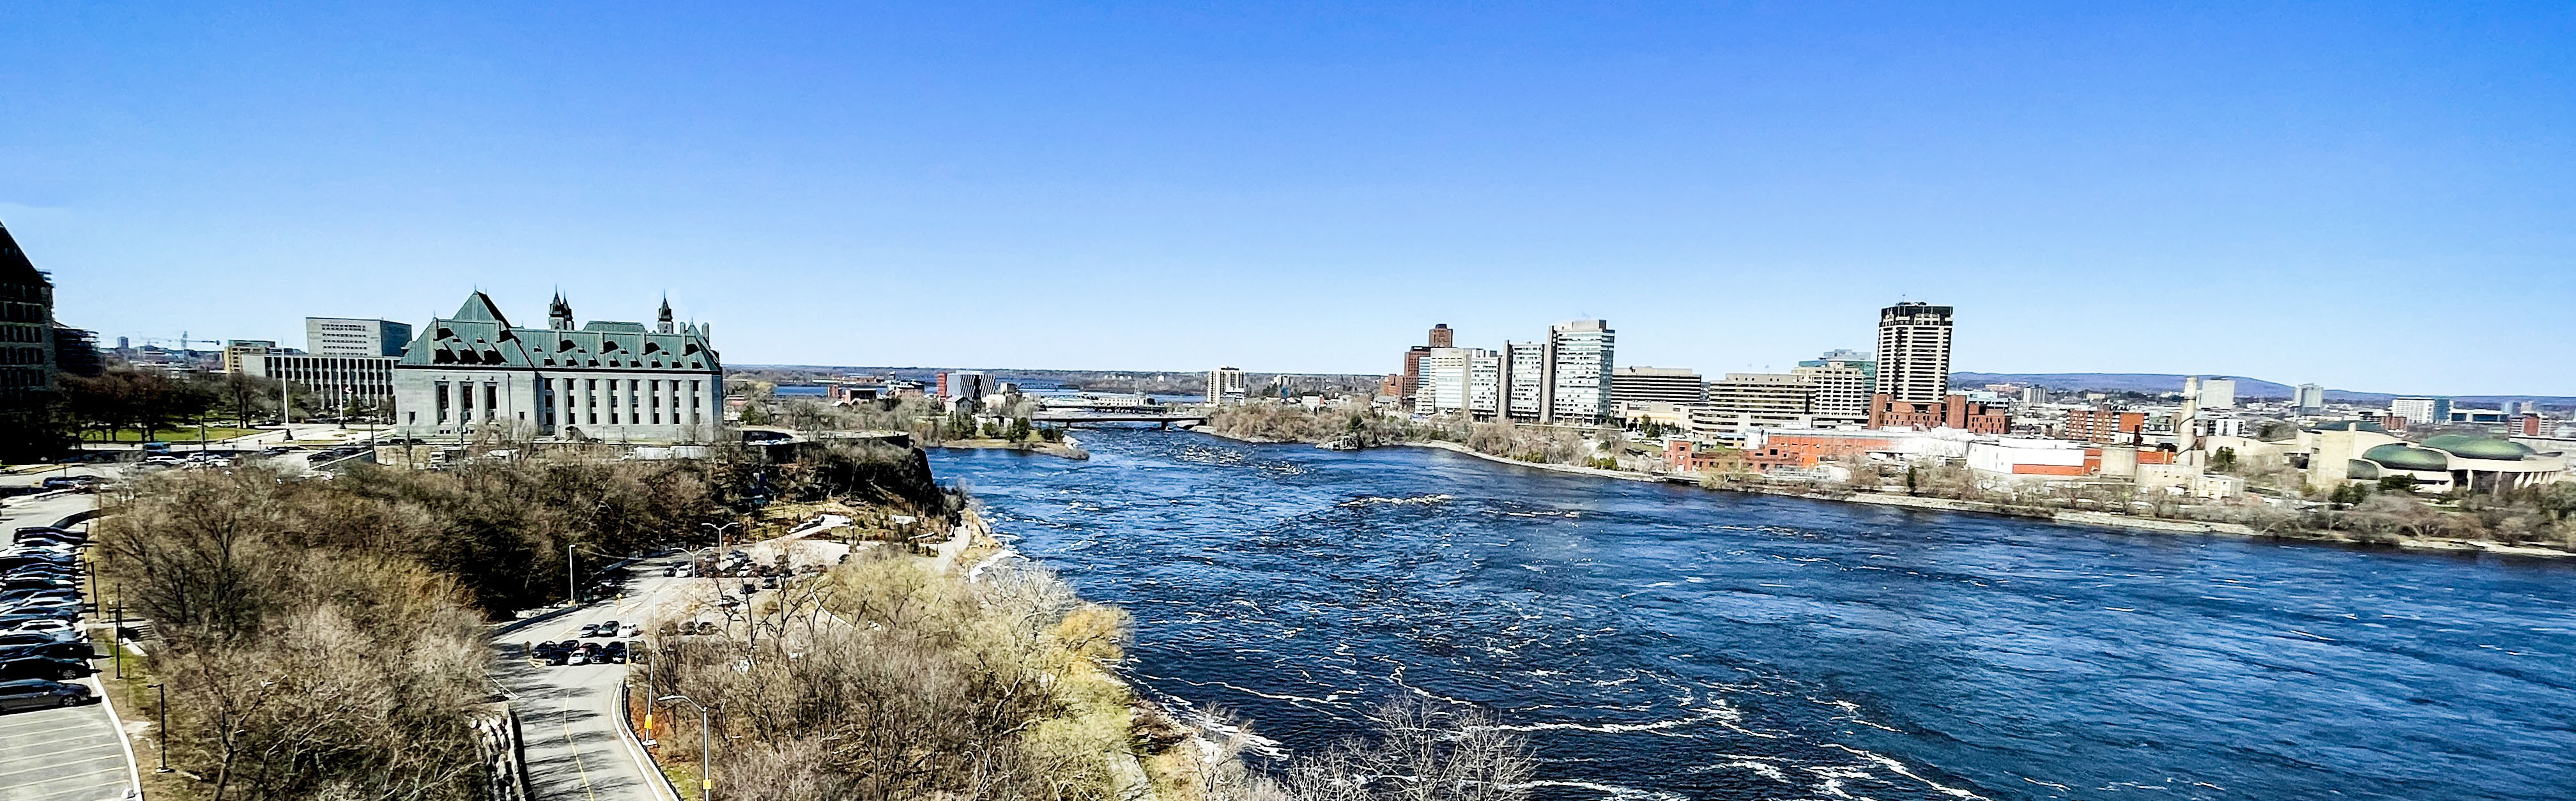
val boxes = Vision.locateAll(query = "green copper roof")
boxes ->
[399,293,721,373]
[2310,420,2390,434]
[2418,434,2536,461]
[2361,443,2450,472]
[2345,459,2382,480]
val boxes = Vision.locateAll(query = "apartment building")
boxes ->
[1874,303,1953,403]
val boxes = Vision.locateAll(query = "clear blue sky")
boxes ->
[5,3,2571,395]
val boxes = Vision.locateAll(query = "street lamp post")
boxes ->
[112,588,123,680]
[657,694,714,800]
[701,522,742,578]
[147,683,171,772]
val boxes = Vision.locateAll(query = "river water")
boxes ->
[929,429,2576,800]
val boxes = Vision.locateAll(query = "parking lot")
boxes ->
[0,484,132,801]
[0,694,130,801]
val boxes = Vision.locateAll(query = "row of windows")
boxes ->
[0,325,43,343]
[0,303,45,324]
[0,346,49,365]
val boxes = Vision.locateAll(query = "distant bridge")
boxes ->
[1029,410,1209,428]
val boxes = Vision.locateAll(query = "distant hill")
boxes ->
[1952,372,2576,409]
[1952,372,2296,398]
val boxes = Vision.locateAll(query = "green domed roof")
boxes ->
[2361,443,2450,472]
[2345,459,2382,480]
[2418,434,2535,461]
[2310,420,2390,434]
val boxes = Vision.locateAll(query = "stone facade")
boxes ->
[392,292,723,443]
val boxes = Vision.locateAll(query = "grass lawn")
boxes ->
[80,427,264,443]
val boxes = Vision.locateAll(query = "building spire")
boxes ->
[548,291,574,330]
[656,293,674,333]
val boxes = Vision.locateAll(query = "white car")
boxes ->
[0,619,74,636]
[620,624,641,638]
[567,651,588,666]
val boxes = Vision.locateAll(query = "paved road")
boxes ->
[0,484,133,801]
[494,556,719,801]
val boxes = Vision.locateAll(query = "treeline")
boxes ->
[646,542,1536,801]
[93,459,739,799]
[1201,404,1410,448]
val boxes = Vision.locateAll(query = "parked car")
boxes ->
[0,641,91,662]
[13,527,85,544]
[0,679,93,712]
[0,579,79,595]
[0,619,73,636]
[603,641,627,664]
[595,621,618,637]
[576,623,599,637]
[0,657,91,682]
[565,649,588,666]
[0,631,79,650]
[1,600,84,618]
[620,624,641,638]
[0,611,82,629]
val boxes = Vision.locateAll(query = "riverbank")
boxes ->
[1190,425,2575,559]
[933,437,1091,460]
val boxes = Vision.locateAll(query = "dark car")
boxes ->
[12,531,84,547]
[595,620,618,637]
[0,589,79,605]
[0,656,90,682]
[0,558,75,574]
[0,641,91,662]
[0,631,77,650]
[0,600,83,619]
[603,641,627,664]
[0,679,93,712]
[0,578,78,594]
[0,609,80,628]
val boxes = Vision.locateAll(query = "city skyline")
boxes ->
[6,4,2573,393]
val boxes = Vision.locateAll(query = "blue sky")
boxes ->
[4,3,2571,394]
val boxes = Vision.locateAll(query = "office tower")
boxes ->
[1540,319,1615,424]
[1874,303,1952,403]
[1791,351,1873,425]
[1609,367,1706,405]
[2294,383,2326,411]
[1205,367,1246,404]
[307,317,416,357]
[1428,323,1453,348]
[2390,397,2450,426]
[2198,378,2237,409]
[1504,342,1545,421]
[1413,347,1473,415]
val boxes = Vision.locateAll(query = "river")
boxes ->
[928,429,2576,800]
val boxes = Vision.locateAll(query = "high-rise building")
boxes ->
[1542,319,1615,425]
[1398,324,1455,402]
[1873,303,1952,403]
[307,317,415,357]
[1609,367,1705,405]
[1204,367,1246,404]
[1412,347,1475,415]
[2390,397,2451,426]
[1466,351,1504,417]
[944,370,990,402]
[1503,342,1545,422]
[2197,378,2237,409]
[1791,350,1873,425]
[2294,383,2326,411]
